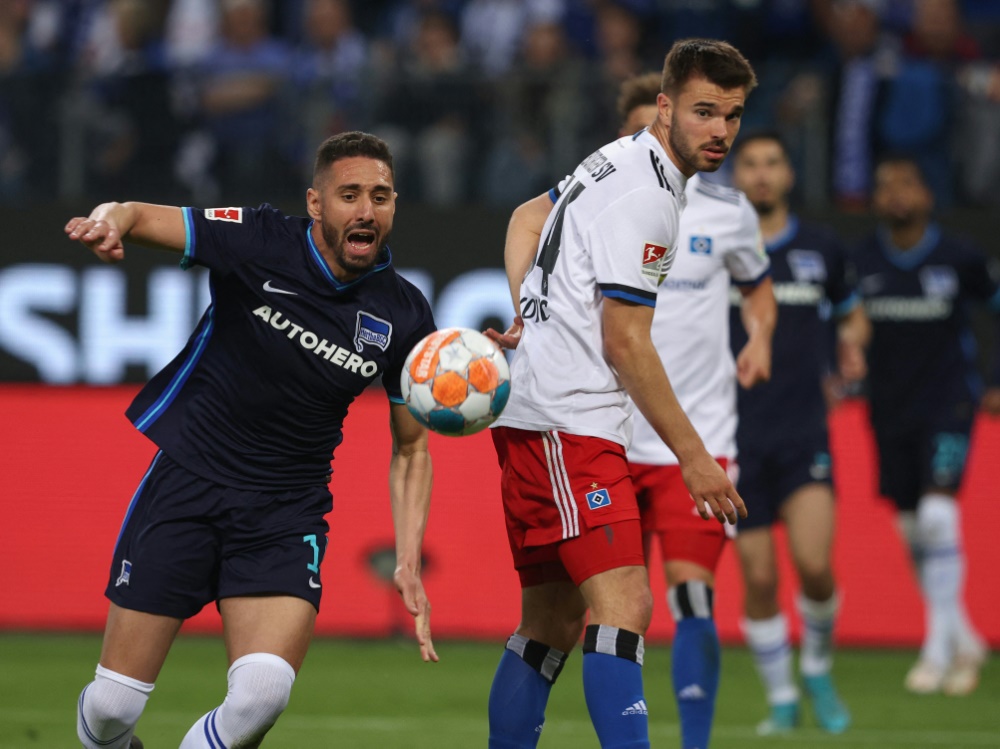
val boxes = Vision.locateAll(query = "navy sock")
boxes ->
[488,634,566,748]
[582,624,649,749]
[668,582,720,749]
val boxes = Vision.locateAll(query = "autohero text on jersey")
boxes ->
[252,305,379,377]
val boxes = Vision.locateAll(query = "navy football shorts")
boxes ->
[873,416,973,511]
[106,451,333,619]
[734,428,834,531]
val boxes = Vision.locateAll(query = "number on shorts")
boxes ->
[303,534,320,573]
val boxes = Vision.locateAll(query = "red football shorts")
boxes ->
[492,427,645,588]
[630,458,734,571]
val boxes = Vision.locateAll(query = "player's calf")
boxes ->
[179,653,295,748]
[582,624,650,748]
[668,581,720,749]
[488,634,569,748]
[77,665,154,749]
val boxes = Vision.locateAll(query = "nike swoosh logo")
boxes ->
[308,576,322,589]
[263,280,298,296]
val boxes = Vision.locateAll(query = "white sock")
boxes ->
[180,653,296,748]
[77,664,154,749]
[742,614,799,705]
[797,592,839,677]
[915,494,968,667]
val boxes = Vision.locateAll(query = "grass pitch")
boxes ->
[0,633,996,748]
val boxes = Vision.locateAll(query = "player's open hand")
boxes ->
[681,453,747,525]
[484,316,523,350]
[393,565,439,663]
[65,216,126,263]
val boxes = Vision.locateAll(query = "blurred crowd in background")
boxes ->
[1,0,999,211]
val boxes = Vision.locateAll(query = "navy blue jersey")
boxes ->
[853,224,1000,427]
[126,205,436,490]
[730,216,858,441]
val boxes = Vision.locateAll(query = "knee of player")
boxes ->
[224,654,296,732]
[742,565,779,601]
[916,494,960,549]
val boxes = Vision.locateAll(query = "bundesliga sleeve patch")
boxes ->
[641,242,669,279]
[205,207,243,222]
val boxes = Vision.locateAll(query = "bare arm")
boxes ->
[486,192,555,349]
[836,303,871,383]
[388,402,438,662]
[736,276,777,389]
[65,202,187,262]
[602,297,746,524]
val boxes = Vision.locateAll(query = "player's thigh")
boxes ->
[518,580,588,653]
[99,602,183,683]
[220,595,317,672]
[634,461,731,574]
[873,425,922,510]
[780,482,836,580]
[578,564,652,633]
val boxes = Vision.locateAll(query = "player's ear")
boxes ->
[657,92,672,124]
[306,187,322,220]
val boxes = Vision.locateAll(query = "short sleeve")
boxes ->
[723,199,771,286]
[588,187,679,307]
[180,204,282,273]
[381,289,437,403]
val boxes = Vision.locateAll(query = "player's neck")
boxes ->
[757,204,790,242]
[649,120,695,178]
[886,221,929,251]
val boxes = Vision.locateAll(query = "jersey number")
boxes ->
[303,534,321,573]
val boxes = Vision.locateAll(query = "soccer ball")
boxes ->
[401,327,511,436]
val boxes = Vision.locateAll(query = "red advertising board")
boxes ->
[1,386,998,647]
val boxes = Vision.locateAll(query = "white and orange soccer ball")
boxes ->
[401,327,511,436]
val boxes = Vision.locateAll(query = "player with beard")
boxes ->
[854,156,998,696]
[729,132,868,735]
[486,40,755,748]
[66,132,438,749]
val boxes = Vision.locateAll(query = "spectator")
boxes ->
[0,0,62,200]
[459,0,563,79]
[292,0,369,180]
[197,0,292,199]
[483,21,585,205]
[372,11,480,205]
[77,0,179,201]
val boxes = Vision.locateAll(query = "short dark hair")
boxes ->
[732,130,790,161]
[617,72,661,125]
[313,131,394,185]
[875,154,929,187]
[661,39,757,97]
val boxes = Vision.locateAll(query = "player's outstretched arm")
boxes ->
[65,202,187,262]
[736,275,777,389]
[485,193,554,349]
[388,403,438,662]
[602,298,747,525]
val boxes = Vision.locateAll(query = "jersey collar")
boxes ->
[764,214,799,253]
[637,129,688,197]
[877,223,941,270]
[306,221,392,291]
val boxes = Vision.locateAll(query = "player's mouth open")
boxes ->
[347,230,376,252]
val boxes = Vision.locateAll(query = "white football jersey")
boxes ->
[495,130,687,447]
[627,174,770,465]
